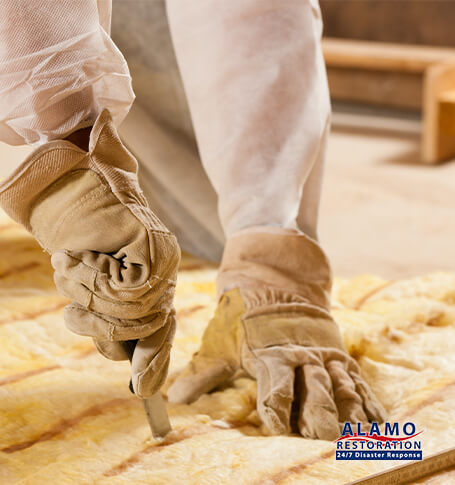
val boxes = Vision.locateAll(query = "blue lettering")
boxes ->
[357,422,366,436]
[342,422,353,436]
[403,422,416,436]
[385,422,399,436]
[369,422,380,436]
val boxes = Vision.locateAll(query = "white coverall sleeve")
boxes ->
[166,0,331,240]
[0,0,134,146]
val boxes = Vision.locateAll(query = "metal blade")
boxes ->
[122,339,172,439]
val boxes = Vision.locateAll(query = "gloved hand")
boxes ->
[168,229,385,439]
[0,110,180,398]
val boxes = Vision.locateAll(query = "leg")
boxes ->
[111,0,224,261]
[166,0,330,239]
[166,0,385,438]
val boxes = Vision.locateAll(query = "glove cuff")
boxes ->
[0,109,158,235]
[217,227,333,318]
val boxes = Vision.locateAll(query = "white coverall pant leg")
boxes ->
[0,0,134,146]
[165,0,331,241]
[0,0,329,259]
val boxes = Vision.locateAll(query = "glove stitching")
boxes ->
[69,304,172,329]
[89,293,174,318]
[88,284,175,310]
[243,302,331,320]
[0,146,85,198]
[114,199,173,236]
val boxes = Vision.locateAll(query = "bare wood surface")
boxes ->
[423,62,455,163]
[326,67,422,110]
[323,38,455,73]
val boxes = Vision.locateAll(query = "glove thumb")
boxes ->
[167,354,234,404]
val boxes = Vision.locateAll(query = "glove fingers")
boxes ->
[55,272,166,320]
[350,372,387,423]
[326,360,368,424]
[93,338,129,360]
[255,357,295,435]
[51,251,97,290]
[299,363,340,441]
[167,354,235,404]
[63,303,171,341]
[52,250,158,301]
[131,315,177,398]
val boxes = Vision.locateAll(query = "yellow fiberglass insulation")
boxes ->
[0,209,455,484]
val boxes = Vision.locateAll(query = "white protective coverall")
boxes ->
[0,0,387,439]
[0,0,329,260]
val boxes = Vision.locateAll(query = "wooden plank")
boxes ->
[326,67,422,110]
[423,62,455,163]
[323,38,455,73]
[331,111,421,137]
[322,38,455,163]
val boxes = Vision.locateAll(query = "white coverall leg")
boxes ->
[111,0,328,259]
[0,0,386,438]
[161,0,384,438]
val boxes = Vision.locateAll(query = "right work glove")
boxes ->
[0,109,181,398]
[168,229,386,439]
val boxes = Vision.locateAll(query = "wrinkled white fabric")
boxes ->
[0,0,134,146]
[165,0,331,240]
[111,0,226,261]
[0,0,330,258]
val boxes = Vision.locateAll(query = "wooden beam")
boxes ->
[423,62,455,163]
[326,67,422,111]
[322,38,455,73]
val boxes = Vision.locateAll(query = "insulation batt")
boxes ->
[0,210,455,484]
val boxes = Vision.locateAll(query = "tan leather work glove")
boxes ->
[0,110,180,398]
[168,228,385,439]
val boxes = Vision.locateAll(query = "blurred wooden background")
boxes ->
[320,0,455,47]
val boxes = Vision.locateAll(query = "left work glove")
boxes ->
[0,110,181,398]
[168,229,385,439]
